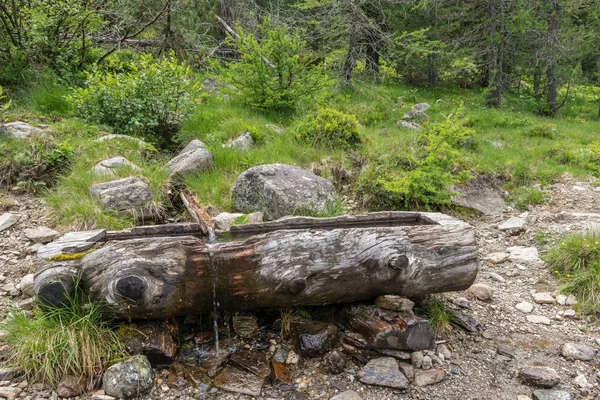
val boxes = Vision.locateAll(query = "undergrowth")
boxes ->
[423,296,455,337]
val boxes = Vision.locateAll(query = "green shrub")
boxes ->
[223,17,329,110]
[528,123,557,139]
[70,54,199,148]
[510,186,546,210]
[545,231,600,313]
[294,107,361,149]
[356,113,475,209]
[1,293,126,387]
[0,85,10,116]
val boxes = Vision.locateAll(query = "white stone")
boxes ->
[507,246,541,264]
[92,156,140,176]
[488,272,505,283]
[468,283,494,301]
[484,252,509,264]
[213,212,245,231]
[223,132,255,151]
[23,226,60,244]
[563,309,576,318]
[0,213,19,232]
[17,274,34,297]
[516,301,534,313]
[574,374,590,388]
[556,295,567,305]
[527,315,551,325]
[498,217,526,231]
[565,295,577,306]
[533,292,555,304]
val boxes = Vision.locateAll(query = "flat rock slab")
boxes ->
[0,213,20,232]
[213,367,264,397]
[358,357,409,389]
[516,301,534,313]
[498,217,526,232]
[533,292,555,304]
[518,366,560,388]
[0,121,44,138]
[507,246,542,265]
[376,295,414,313]
[561,342,596,361]
[414,368,445,387]
[484,252,509,264]
[37,229,106,259]
[24,226,60,244]
[166,140,214,176]
[532,390,572,400]
[527,315,551,325]
[330,390,363,400]
[90,177,153,218]
[231,163,337,220]
[451,185,505,216]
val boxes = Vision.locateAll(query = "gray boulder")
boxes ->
[231,164,337,220]
[90,177,154,218]
[224,132,254,151]
[92,156,140,176]
[403,110,428,123]
[357,357,409,389]
[0,122,44,138]
[412,103,430,112]
[103,355,153,399]
[561,342,596,361]
[0,213,20,232]
[23,226,60,244]
[166,140,214,177]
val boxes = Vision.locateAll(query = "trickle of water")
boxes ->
[206,242,220,352]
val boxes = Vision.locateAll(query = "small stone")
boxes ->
[516,301,534,313]
[563,309,576,318]
[229,350,270,378]
[556,295,567,305]
[412,103,430,112]
[413,368,445,387]
[23,227,60,244]
[246,211,264,224]
[324,350,346,375]
[90,177,153,218]
[17,274,34,297]
[329,390,363,400]
[91,156,140,176]
[398,363,414,382]
[123,321,178,367]
[103,355,153,399]
[270,361,292,390]
[488,272,505,283]
[498,217,526,232]
[507,246,542,264]
[375,295,414,313]
[357,357,409,389]
[437,344,451,361]
[0,387,21,400]
[574,374,590,388]
[214,367,265,396]
[271,346,288,363]
[166,140,214,177]
[411,351,423,369]
[560,342,596,361]
[518,366,560,388]
[527,315,551,325]
[421,355,432,370]
[468,283,494,301]
[517,396,532,400]
[484,252,509,264]
[533,292,555,304]
[232,313,259,338]
[285,350,300,365]
[496,344,515,358]
[0,213,19,232]
[532,390,572,400]
[565,295,577,306]
[223,132,255,151]
[213,212,245,232]
[0,367,22,381]
[398,120,420,130]
[290,318,338,357]
[452,297,470,308]
[57,375,84,398]
[449,310,479,332]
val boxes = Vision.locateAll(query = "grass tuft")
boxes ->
[424,296,455,337]
[1,291,126,388]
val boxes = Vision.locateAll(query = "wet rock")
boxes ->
[560,342,596,361]
[92,156,140,176]
[270,360,292,390]
[178,345,231,377]
[17,274,34,297]
[357,357,409,389]
[518,366,560,388]
[533,292,555,304]
[398,363,414,382]
[231,164,337,220]
[214,367,264,397]
[468,283,494,301]
[23,226,60,244]
[516,301,534,313]
[166,140,214,177]
[289,318,338,357]
[122,321,178,367]
[232,313,259,338]
[213,213,244,231]
[498,217,526,232]
[532,390,572,400]
[324,350,347,375]
[0,213,19,232]
[224,132,255,151]
[0,121,44,138]
[527,315,551,325]
[414,368,446,387]
[272,346,289,363]
[103,355,153,399]
[57,375,84,398]
[90,177,154,218]
[330,390,363,400]
[230,350,270,378]
[375,295,414,313]
[37,229,106,259]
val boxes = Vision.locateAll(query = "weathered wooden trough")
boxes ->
[33,212,478,320]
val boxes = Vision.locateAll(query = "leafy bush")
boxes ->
[545,231,600,313]
[528,123,557,139]
[70,54,199,148]
[357,113,475,209]
[0,85,10,116]
[1,293,125,387]
[223,17,329,110]
[294,107,361,149]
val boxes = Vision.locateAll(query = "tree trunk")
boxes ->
[34,212,478,320]
[546,0,560,116]
[533,64,542,100]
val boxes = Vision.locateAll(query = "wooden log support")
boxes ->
[34,212,478,319]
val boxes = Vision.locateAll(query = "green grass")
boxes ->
[423,296,455,337]
[545,231,600,314]
[1,293,126,388]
